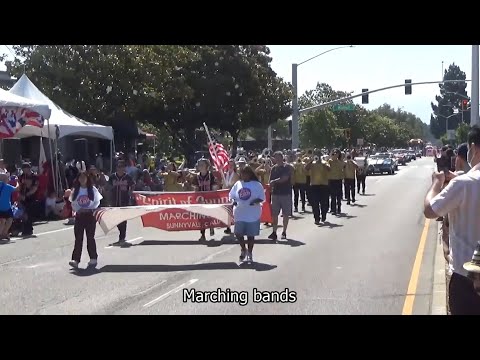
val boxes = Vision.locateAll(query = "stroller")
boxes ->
[9,203,24,237]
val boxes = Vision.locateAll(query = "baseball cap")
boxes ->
[457,143,468,161]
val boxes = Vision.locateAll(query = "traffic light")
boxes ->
[344,128,351,139]
[405,79,412,95]
[462,99,469,111]
[288,120,292,135]
[362,89,368,104]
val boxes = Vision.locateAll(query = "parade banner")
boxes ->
[95,204,233,234]
[134,186,273,232]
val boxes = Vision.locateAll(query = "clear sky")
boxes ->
[1,45,473,124]
[268,45,472,123]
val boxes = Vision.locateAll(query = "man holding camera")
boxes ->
[424,126,480,315]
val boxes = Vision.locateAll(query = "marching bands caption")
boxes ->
[183,288,297,306]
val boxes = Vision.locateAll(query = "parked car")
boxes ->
[367,155,396,175]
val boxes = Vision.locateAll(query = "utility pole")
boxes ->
[472,45,479,126]
[267,125,273,150]
[291,63,299,149]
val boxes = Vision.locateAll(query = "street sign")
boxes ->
[332,104,355,111]
[357,138,364,146]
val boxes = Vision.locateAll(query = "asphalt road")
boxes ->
[0,157,439,315]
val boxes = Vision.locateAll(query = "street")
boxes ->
[0,157,439,315]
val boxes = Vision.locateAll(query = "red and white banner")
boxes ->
[95,204,233,234]
[0,106,45,139]
[133,186,273,232]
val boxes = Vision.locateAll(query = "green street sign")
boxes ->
[333,104,355,111]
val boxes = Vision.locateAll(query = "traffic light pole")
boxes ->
[299,79,472,115]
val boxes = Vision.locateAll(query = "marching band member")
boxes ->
[328,149,345,215]
[293,155,307,213]
[305,154,330,224]
[161,162,182,192]
[224,159,240,235]
[344,154,359,205]
[192,158,219,241]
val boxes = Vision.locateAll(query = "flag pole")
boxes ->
[203,122,228,188]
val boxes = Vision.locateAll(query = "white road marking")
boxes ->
[105,237,143,249]
[26,262,52,269]
[0,256,34,267]
[35,227,73,237]
[143,278,198,308]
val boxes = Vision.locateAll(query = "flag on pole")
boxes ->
[39,137,47,169]
[208,135,230,171]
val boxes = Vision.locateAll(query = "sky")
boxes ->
[1,45,473,124]
[267,45,473,123]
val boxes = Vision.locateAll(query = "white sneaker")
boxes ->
[87,259,97,267]
[246,252,253,263]
[69,260,79,269]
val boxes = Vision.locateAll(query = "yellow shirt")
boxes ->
[344,160,357,179]
[256,168,271,185]
[293,162,307,184]
[328,159,345,180]
[310,162,330,185]
[163,172,182,192]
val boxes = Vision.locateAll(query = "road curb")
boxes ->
[431,222,447,315]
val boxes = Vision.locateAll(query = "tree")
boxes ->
[430,63,469,139]
[456,122,470,144]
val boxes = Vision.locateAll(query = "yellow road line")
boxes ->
[402,218,431,315]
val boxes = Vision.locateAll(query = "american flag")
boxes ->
[0,107,45,139]
[208,136,230,171]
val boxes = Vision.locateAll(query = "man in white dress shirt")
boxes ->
[424,126,480,315]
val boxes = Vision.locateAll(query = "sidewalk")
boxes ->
[430,222,447,315]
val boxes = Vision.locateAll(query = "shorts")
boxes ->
[0,209,13,219]
[234,221,261,237]
[271,194,293,217]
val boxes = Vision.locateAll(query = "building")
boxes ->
[0,71,16,89]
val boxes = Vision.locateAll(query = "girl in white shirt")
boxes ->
[68,171,103,270]
[229,166,265,263]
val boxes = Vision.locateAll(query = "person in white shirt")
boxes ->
[424,125,480,315]
[68,171,103,270]
[229,166,265,263]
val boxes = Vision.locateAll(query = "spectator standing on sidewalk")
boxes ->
[424,126,480,315]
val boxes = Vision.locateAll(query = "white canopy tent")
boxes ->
[0,87,51,119]
[10,75,113,140]
[9,75,115,193]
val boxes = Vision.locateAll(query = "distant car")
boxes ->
[415,151,422,158]
[392,149,407,165]
[375,152,398,171]
[406,151,416,161]
[367,155,396,175]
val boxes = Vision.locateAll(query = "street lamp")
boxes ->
[436,113,460,141]
[291,45,355,149]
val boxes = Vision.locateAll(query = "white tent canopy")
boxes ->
[0,88,51,119]
[10,75,113,140]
